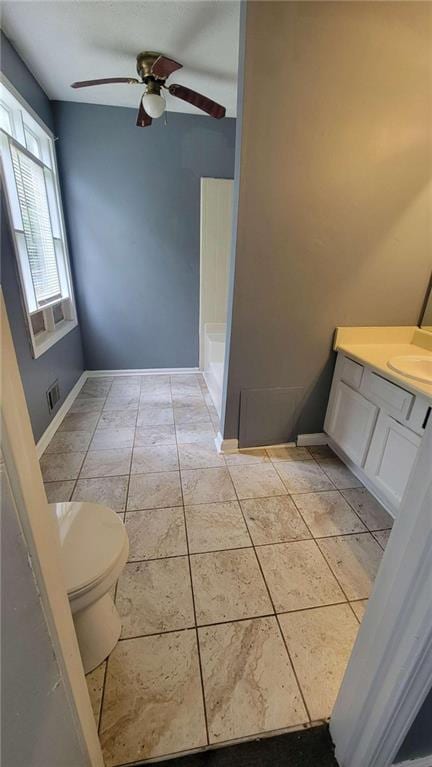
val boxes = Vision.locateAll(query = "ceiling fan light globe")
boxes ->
[142,93,165,119]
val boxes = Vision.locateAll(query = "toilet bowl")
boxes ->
[51,501,129,674]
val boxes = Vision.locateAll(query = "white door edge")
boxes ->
[330,417,432,767]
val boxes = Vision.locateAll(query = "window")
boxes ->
[0,75,77,358]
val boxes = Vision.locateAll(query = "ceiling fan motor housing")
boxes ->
[136,51,164,81]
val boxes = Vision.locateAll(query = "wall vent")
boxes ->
[46,380,60,412]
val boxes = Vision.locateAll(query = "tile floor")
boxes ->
[41,374,393,766]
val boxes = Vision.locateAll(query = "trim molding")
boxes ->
[86,368,200,378]
[215,432,238,453]
[297,432,329,446]
[36,372,87,458]
[392,758,432,767]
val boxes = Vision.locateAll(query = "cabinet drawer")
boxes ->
[365,372,413,419]
[341,357,364,389]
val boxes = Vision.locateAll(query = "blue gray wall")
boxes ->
[223,1,432,446]
[1,31,85,442]
[52,101,236,370]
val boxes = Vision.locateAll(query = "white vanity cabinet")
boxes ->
[364,411,421,509]
[325,381,378,465]
[325,352,431,517]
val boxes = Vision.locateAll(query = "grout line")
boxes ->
[171,374,211,747]
[42,374,383,761]
[225,455,313,725]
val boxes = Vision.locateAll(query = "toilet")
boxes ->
[51,501,129,674]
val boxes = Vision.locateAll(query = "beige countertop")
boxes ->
[334,326,432,400]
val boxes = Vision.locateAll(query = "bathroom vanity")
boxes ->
[324,327,432,518]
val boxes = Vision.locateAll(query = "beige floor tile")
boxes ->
[134,424,176,446]
[90,427,135,450]
[185,501,251,553]
[45,431,93,453]
[140,374,171,387]
[373,529,391,549]
[172,394,205,408]
[100,631,206,765]
[317,533,383,600]
[103,395,140,412]
[125,507,187,560]
[256,540,345,612]
[176,422,216,444]
[116,557,194,637]
[279,604,359,720]
[224,448,269,466]
[178,441,226,470]
[241,496,311,545]
[292,491,367,538]
[229,464,287,500]
[109,383,140,398]
[350,599,368,621]
[139,391,172,407]
[127,471,182,510]
[267,446,312,462]
[72,476,128,511]
[174,403,211,425]
[97,410,137,430]
[70,397,105,413]
[44,480,75,503]
[59,412,100,432]
[86,662,106,725]
[80,378,112,396]
[308,445,336,459]
[80,448,132,478]
[181,468,236,505]
[190,548,272,624]
[341,487,394,531]
[275,460,334,493]
[136,406,174,427]
[40,452,85,482]
[199,617,308,744]
[171,379,202,397]
[317,458,362,489]
[131,445,179,474]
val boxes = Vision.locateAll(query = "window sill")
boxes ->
[32,318,78,359]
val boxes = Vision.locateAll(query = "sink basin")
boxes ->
[388,356,432,384]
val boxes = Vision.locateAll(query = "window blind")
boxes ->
[11,144,61,306]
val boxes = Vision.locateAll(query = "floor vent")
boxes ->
[46,380,61,412]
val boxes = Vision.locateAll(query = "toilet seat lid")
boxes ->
[51,502,127,595]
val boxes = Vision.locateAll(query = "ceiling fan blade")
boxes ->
[168,84,225,119]
[136,101,152,128]
[71,77,140,89]
[151,55,183,79]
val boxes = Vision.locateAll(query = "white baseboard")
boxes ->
[86,368,201,378]
[36,372,87,458]
[215,432,238,454]
[297,432,329,446]
[392,757,432,767]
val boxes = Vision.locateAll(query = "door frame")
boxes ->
[330,414,432,767]
[1,294,104,766]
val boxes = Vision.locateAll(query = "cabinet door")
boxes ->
[364,411,421,511]
[326,381,378,465]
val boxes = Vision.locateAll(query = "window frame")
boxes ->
[0,73,78,359]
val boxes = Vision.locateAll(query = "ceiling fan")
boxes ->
[71,51,226,127]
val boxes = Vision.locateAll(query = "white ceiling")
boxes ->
[1,1,240,117]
